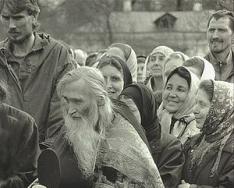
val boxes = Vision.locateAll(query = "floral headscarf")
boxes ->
[203,81,234,142]
[191,81,234,176]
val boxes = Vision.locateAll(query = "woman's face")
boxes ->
[163,74,189,113]
[99,65,124,99]
[194,88,211,129]
[147,52,166,77]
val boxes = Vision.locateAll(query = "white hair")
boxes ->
[57,67,113,131]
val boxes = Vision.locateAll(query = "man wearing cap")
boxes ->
[205,10,234,83]
[0,0,73,144]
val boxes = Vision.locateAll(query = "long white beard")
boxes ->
[64,114,101,178]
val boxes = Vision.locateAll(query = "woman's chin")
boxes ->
[165,106,178,113]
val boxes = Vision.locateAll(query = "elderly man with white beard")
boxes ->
[34,67,164,188]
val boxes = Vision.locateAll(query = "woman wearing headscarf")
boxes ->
[120,83,185,188]
[158,66,200,144]
[106,43,138,82]
[179,80,234,188]
[183,56,215,81]
[97,55,150,148]
[97,54,132,99]
[144,46,174,105]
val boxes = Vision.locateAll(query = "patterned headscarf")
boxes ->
[191,81,234,176]
[203,81,234,142]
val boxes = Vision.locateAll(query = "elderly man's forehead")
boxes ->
[62,79,93,97]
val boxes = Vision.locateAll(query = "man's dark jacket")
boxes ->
[0,103,40,187]
[0,33,73,143]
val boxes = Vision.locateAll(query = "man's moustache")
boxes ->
[211,39,223,42]
[8,29,18,33]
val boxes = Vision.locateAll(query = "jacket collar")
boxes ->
[0,32,49,55]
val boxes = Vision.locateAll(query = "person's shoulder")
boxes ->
[36,32,71,51]
[2,103,36,126]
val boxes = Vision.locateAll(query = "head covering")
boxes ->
[120,83,160,142]
[190,81,234,176]
[97,55,132,88]
[143,46,174,82]
[183,56,215,81]
[163,51,189,83]
[85,52,99,67]
[107,43,138,82]
[170,67,200,119]
[203,81,234,141]
[158,66,200,134]
[150,46,174,57]
[73,49,87,67]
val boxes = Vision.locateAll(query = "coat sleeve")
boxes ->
[16,117,40,186]
[0,112,40,188]
[216,151,234,187]
[44,45,74,146]
[154,133,185,188]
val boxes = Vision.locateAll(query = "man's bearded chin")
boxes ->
[64,112,102,179]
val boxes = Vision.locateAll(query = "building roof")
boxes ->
[109,10,213,33]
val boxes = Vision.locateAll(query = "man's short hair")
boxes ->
[0,0,40,16]
[207,10,234,32]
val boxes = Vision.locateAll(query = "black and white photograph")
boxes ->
[0,0,233,187]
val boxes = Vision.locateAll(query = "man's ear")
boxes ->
[97,96,105,106]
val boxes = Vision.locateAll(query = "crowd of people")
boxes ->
[0,0,233,188]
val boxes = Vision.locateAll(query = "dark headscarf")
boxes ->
[120,83,161,142]
[108,43,138,82]
[97,55,132,88]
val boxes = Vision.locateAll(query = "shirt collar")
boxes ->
[0,32,48,54]
[209,50,232,66]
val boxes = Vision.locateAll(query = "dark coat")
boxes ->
[0,103,40,187]
[152,132,184,188]
[182,132,234,188]
[0,33,73,143]
[53,130,92,188]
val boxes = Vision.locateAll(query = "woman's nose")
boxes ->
[106,78,112,88]
[168,90,177,97]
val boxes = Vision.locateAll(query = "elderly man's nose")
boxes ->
[9,18,16,28]
[68,105,77,115]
